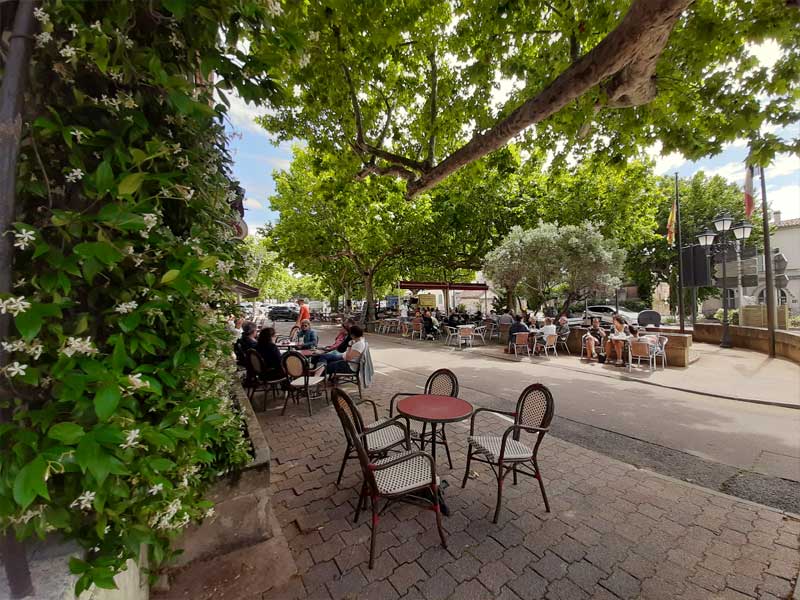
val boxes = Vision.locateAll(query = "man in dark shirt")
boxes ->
[239,322,258,351]
[507,315,529,352]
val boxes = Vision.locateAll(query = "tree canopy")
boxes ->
[256,0,799,197]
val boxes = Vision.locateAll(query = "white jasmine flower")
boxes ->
[177,156,190,170]
[2,297,31,316]
[142,213,158,230]
[13,229,36,250]
[68,24,79,36]
[59,45,77,59]
[27,341,44,360]
[110,70,124,83]
[205,507,215,518]
[178,415,189,425]
[265,0,283,17]
[133,257,144,267]
[148,483,163,496]
[104,525,111,534]
[70,490,95,511]
[114,301,138,314]
[34,7,50,23]
[61,336,98,358]
[127,373,149,390]
[5,362,27,377]
[169,32,183,48]
[298,53,310,68]
[90,21,102,32]
[65,168,84,183]
[70,129,87,144]
[309,31,320,42]
[120,429,140,450]
[35,31,52,48]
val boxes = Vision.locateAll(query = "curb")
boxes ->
[373,333,800,411]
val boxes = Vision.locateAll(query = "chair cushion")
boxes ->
[373,451,438,495]
[290,376,325,388]
[468,435,532,461]
[365,423,406,452]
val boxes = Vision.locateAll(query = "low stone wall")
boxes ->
[566,328,693,367]
[693,323,800,364]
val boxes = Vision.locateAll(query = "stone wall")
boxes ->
[566,328,692,367]
[693,323,800,364]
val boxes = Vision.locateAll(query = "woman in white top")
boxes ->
[323,325,365,375]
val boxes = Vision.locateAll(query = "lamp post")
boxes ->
[697,214,752,348]
[731,220,753,310]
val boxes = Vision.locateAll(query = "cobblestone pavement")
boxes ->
[257,372,800,600]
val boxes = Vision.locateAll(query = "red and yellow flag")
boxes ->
[666,198,677,245]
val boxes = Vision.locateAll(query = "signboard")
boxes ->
[386,295,399,308]
[417,293,436,307]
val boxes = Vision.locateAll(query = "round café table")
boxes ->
[396,395,473,467]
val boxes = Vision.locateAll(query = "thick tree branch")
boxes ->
[405,0,691,198]
[355,163,417,181]
[425,51,437,168]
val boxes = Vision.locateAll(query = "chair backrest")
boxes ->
[515,383,555,443]
[545,334,557,346]
[289,325,300,341]
[630,340,651,358]
[638,310,661,327]
[425,368,459,397]
[459,326,474,337]
[657,335,669,351]
[331,388,376,489]
[247,348,266,376]
[281,350,307,380]
[233,340,246,364]
[413,321,423,332]
[513,332,529,345]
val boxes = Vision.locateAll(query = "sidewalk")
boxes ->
[383,333,800,409]
[257,374,800,600]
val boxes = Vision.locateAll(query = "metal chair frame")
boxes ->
[332,389,446,569]
[389,368,459,469]
[332,342,368,401]
[629,339,655,370]
[244,349,287,410]
[457,326,474,349]
[410,320,425,341]
[541,334,558,357]
[462,383,554,523]
[444,325,459,346]
[512,332,530,357]
[653,335,668,368]
[472,325,487,345]
[556,332,571,355]
[281,350,327,416]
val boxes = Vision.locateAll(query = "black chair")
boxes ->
[331,342,368,403]
[462,383,554,523]
[244,349,287,411]
[389,369,459,469]
[281,350,327,416]
[332,389,446,569]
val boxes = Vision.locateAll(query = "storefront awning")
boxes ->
[398,280,489,292]
[232,280,259,298]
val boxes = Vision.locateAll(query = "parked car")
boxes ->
[268,305,300,321]
[586,305,640,325]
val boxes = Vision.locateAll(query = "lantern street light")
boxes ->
[697,213,751,348]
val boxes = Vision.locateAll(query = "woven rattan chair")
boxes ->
[333,389,410,486]
[388,369,459,468]
[244,349,287,410]
[332,389,446,568]
[288,325,300,341]
[332,342,368,402]
[281,350,326,416]
[462,383,555,523]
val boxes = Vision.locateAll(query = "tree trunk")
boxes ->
[405,0,690,197]
[363,272,375,330]
[559,293,576,317]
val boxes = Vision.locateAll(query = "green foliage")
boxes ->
[714,308,739,325]
[0,0,293,592]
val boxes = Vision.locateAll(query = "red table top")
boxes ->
[396,395,473,423]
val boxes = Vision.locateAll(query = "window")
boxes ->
[757,289,788,305]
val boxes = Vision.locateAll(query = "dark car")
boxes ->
[268,305,300,321]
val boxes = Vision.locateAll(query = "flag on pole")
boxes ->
[744,165,754,218]
[666,197,677,244]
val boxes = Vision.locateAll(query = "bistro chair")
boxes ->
[541,334,558,357]
[472,325,488,345]
[457,325,475,349]
[332,389,446,569]
[332,342,368,402]
[388,369,459,468]
[654,336,669,368]
[444,325,459,346]
[556,331,571,355]
[288,325,300,341]
[410,320,425,341]
[281,350,327,417]
[333,389,409,486]
[462,383,555,523]
[629,339,655,370]
[484,321,500,342]
[244,349,287,410]
[512,332,530,357]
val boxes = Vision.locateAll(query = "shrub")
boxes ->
[713,308,739,324]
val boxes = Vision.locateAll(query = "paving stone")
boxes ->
[390,538,427,565]
[689,566,726,592]
[468,536,505,564]
[303,560,341,592]
[389,562,428,596]
[361,550,398,583]
[600,568,641,599]
[478,559,517,593]
[725,573,761,597]
[552,536,587,563]
[361,578,400,600]
[310,535,346,563]
[443,553,482,583]
[490,523,526,548]
[567,559,605,593]
[326,569,368,600]
[501,545,536,575]
[546,577,590,600]
[416,568,457,600]
[507,568,548,599]
[495,586,524,600]
[757,574,794,598]
[532,550,569,581]
[619,552,657,580]
[448,579,494,600]
[417,546,454,576]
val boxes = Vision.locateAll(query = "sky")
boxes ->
[226,43,799,235]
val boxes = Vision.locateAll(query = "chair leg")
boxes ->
[336,443,351,486]
[419,423,427,450]
[432,483,447,548]
[368,495,379,569]
[306,388,313,417]
[534,460,550,512]
[281,388,291,415]
[461,445,473,488]
[513,464,518,485]
[354,482,366,523]
[493,464,506,524]
[441,426,453,469]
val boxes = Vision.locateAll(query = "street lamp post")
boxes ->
[697,214,752,349]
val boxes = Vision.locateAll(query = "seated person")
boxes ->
[534,317,557,353]
[582,318,606,359]
[498,311,514,325]
[239,322,258,352]
[507,314,530,351]
[319,325,366,376]
[255,327,284,380]
[325,321,350,351]
[447,311,459,327]
[604,315,631,365]
[312,319,354,367]
[296,319,319,349]
[556,315,570,338]
[422,310,439,338]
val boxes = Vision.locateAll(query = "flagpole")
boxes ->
[675,173,685,333]
[759,166,776,357]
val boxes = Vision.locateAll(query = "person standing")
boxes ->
[296,298,310,327]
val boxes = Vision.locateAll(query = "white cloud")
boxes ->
[768,184,800,220]
[223,91,269,135]
[705,160,746,183]
[265,156,292,171]
[244,197,263,210]
[748,39,782,71]
[767,153,799,178]
[646,142,686,175]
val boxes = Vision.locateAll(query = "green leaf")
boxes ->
[118,312,141,333]
[112,338,127,371]
[74,241,124,265]
[130,148,147,166]
[15,302,61,341]
[118,172,146,196]
[48,422,85,445]
[69,557,90,574]
[13,456,50,509]
[147,457,175,472]
[94,384,121,421]
[163,0,188,18]
[96,161,114,194]
[160,269,180,284]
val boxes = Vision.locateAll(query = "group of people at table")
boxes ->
[235,312,366,382]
